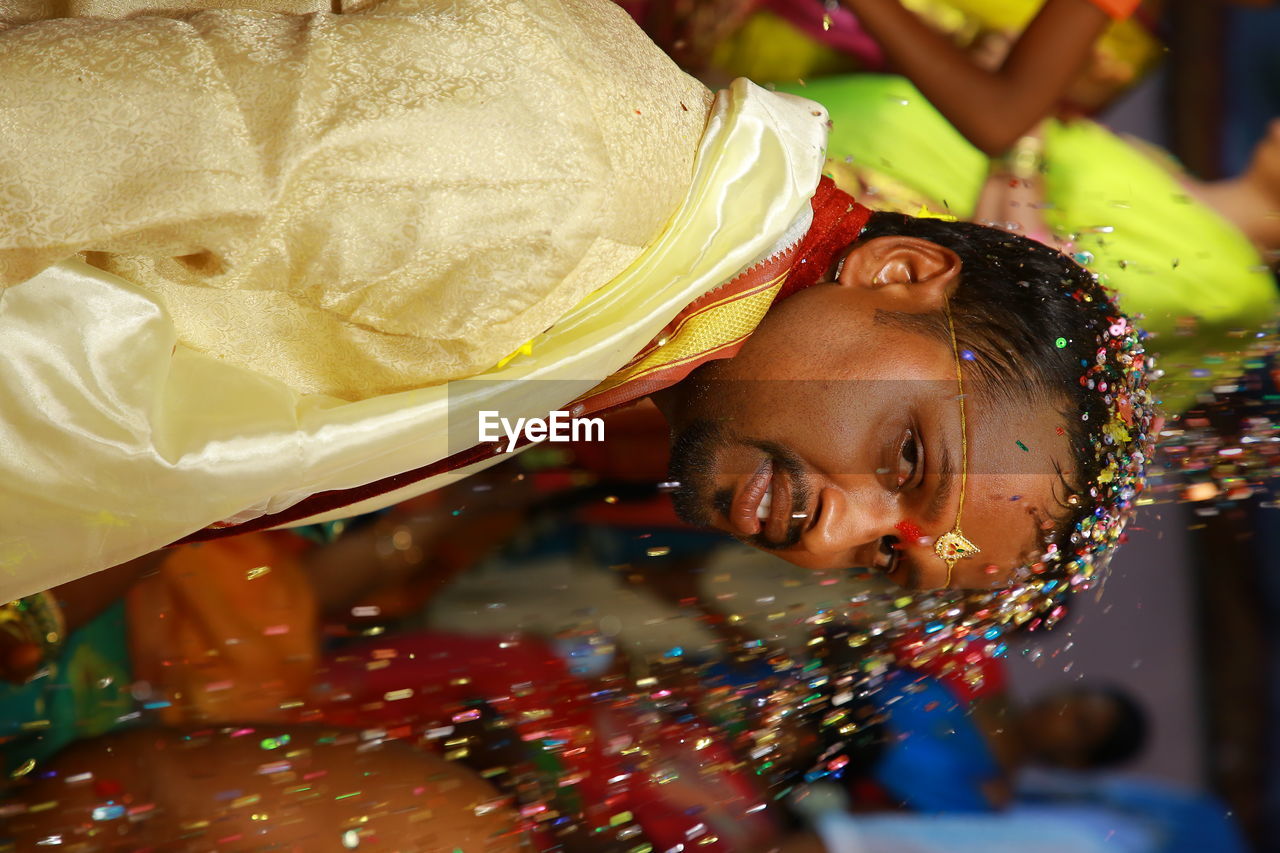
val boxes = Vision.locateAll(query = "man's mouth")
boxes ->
[729,458,773,537]
[757,481,773,523]
[726,454,806,548]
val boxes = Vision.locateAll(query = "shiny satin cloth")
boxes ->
[0,0,829,599]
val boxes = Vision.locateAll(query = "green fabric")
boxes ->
[777,74,1279,413]
[712,10,862,83]
[1,600,134,782]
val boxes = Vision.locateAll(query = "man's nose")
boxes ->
[797,479,901,566]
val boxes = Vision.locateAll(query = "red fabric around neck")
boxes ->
[775,176,870,304]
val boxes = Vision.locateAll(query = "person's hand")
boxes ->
[972,130,1061,248]
[973,170,1055,246]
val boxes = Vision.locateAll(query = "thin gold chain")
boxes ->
[942,301,968,588]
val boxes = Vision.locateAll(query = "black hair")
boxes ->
[1081,686,1150,768]
[851,212,1127,566]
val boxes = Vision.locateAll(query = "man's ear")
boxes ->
[835,236,961,311]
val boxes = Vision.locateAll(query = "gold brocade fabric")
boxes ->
[579,268,791,404]
[0,0,712,399]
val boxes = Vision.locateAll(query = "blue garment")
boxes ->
[816,807,1155,853]
[867,671,1250,851]
[871,672,1001,813]
[1018,772,1250,853]
[1098,778,1249,853]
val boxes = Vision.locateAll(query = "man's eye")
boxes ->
[897,429,919,488]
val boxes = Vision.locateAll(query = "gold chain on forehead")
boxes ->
[934,300,980,587]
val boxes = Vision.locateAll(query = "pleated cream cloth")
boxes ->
[0,0,828,599]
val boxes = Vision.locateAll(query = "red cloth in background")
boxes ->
[307,632,777,852]
[891,636,1008,705]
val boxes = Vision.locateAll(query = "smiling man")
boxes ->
[0,0,1153,603]
[657,212,1154,591]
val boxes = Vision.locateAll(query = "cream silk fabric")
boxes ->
[0,0,829,599]
[0,0,711,400]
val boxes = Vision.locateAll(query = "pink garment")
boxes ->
[762,0,886,67]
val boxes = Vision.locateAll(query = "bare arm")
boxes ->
[838,0,1111,155]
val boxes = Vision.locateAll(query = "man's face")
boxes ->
[656,236,1075,591]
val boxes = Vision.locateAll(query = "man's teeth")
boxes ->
[757,484,773,521]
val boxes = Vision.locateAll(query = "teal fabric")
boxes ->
[1,600,134,781]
